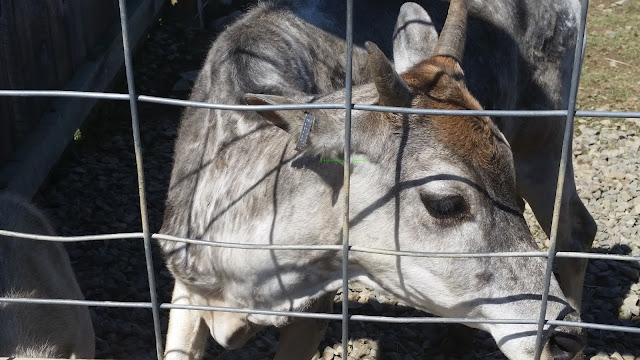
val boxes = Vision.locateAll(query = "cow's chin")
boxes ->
[493,333,542,360]
[488,322,585,360]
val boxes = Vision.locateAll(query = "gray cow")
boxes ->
[0,192,95,359]
[160,0,593,359]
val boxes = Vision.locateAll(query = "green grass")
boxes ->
[578,0,640,113]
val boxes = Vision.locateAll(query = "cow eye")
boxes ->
[421,194,468,220]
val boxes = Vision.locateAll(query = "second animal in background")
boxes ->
[0,192,95,359]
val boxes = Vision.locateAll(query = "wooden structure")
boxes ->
[0,0,164,197]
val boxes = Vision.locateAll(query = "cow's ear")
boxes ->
[244,94,307,133]
[245,93,343,156]
[393,2,438,73]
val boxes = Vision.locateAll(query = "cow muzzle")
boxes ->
[542,312,586,360]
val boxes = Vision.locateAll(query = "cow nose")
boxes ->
[547,331,584,360]
[546,313,586,360]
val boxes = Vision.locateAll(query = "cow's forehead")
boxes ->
[312,56,513,191]
[401,56,509,173]
[399,56,517,204]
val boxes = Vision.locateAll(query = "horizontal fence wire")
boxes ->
[1,297,640,335]
[1,0,639,358]
[1,230,640,262]
[2,229,640,262]
[1,90,640,118]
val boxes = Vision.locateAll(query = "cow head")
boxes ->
[245,2,585,359]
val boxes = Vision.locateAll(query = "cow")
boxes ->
[159,0,595,359]
[0,192,95,359]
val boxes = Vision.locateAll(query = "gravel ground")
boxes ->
[31,6,640,360]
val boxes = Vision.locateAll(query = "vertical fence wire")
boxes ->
[533,0,590,358]
[117,1,164,359]
[341,0,355,357]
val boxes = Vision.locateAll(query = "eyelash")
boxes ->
[421,194,469,220]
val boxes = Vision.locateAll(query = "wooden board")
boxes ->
[0,0,120,165]
[0,0,164,196]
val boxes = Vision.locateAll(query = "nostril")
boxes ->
[548,332,584,360]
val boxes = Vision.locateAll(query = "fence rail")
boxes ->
[1,0,639,359]
[2,229,640,262]
[2,90,640,118]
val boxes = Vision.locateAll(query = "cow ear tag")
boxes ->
[295,112,315,151]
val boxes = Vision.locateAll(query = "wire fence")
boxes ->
[1,0,640,359]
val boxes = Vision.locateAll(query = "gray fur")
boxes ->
[0,192,95,359]
[160,1,593,359]
[393,2,438,73]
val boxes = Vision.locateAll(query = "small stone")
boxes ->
[628,295,640,307]
[350,340,370,358]
[619,306,632,319]
[323,347,335,360]
[350,282,367,291]
[590,352,610,360]
[611,352,624,360]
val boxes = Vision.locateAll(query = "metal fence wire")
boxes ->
[2,0,640,359]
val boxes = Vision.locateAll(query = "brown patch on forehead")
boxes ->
[401,56,469,104]
[400,56,499,167]
[431,113,499,167]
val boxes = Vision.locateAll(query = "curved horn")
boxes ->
[365,41,412,107]
[433,0,468,63]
